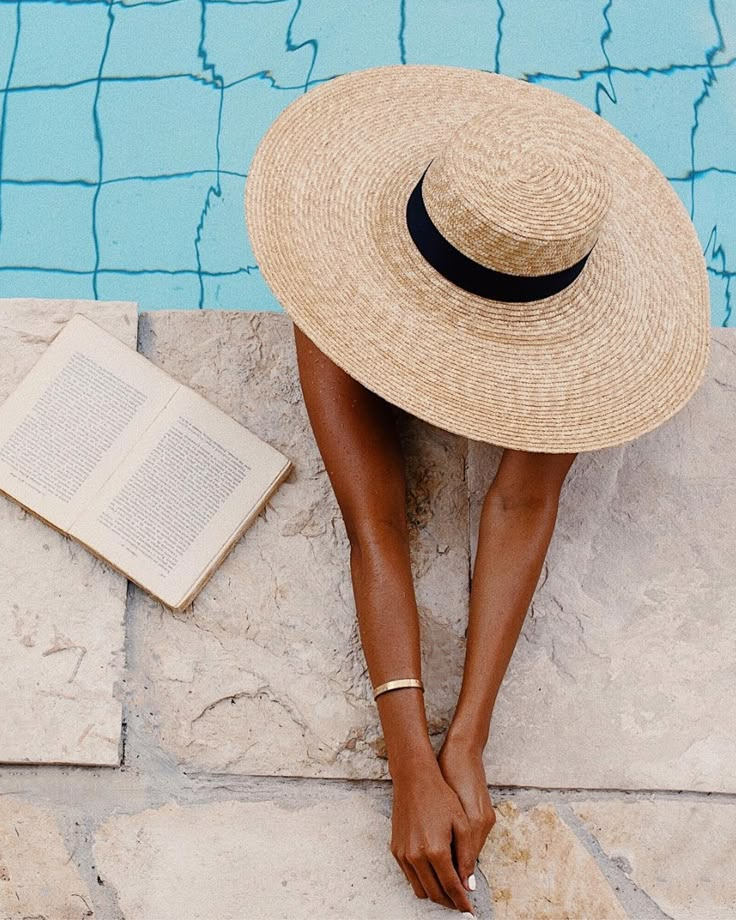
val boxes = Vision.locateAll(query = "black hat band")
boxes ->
[406,162,594,303]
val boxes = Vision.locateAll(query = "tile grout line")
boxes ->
[56,806,125,920]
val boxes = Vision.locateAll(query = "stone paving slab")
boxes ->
[0,796,94,920]
[94,794,442,920]
[0,298,135,765]
[569,798,736,920]
[126,310,470,777]
[477,800,628,920]
[89,789,736,919]
[91,792,613,920]
[469,328,736,793]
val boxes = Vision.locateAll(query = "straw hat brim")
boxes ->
[245,64,711,453]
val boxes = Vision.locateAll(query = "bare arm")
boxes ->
[447,447,578,753]
[436,447,577,869]
[293,322,430,769]
[293,323,476,914]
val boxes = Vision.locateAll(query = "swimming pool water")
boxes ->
[0,0,732,325]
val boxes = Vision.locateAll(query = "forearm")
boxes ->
[447,491,561,753]
[349,526,436,779]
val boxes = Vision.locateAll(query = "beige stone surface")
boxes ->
[126,316,735,788]
[94,793,464,920]
[572,798,736,920]
[0,796,94,919]
[100,793,703,920]
[127,310,470,777]
[0,298,136,765]
[469,328,736,792]
[478,800,627,920]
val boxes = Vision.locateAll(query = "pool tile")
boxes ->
[289,0,402,84]
[693,170,736,291]
[95,174,213,273]
[0,297,136,765]
[2,84,99,183]
[494,0,609,79]
[0,796,94,919]
[0,3,733,321]
[704,265,733,328]
[194,172,248,275]
[124,309,470,777]
[96,76,219,181]
[468,327,736,793]
[0,4,19,85]
[690,64,736,173]
[594,68,710,177]
[0,183,97,272]
[402,0,500,69]
[604,0,723,71]
[103,0,203,81]
[712,3,736,66]
[0,268,95,301]
[203,0,315,87]
[10,0,110,88]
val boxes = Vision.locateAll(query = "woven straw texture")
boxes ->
[245,64,711,453]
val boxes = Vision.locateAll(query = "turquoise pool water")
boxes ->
[0,0,732,325]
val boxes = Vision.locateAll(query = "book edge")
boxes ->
[0,454,294,616]
[174,457,294,611]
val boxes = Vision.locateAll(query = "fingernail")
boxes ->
[468,872,476,891]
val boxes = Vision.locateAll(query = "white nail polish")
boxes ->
[468,872,476,891]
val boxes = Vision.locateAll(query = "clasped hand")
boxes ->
[389,742,496,915]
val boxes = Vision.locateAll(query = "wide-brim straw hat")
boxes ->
[245,64,711,453]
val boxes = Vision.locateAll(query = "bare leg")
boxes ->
[437,447,577,860]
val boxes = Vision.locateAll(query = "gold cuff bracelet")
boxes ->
[373,678,424,700]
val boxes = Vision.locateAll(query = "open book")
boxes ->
[0,312,293,611]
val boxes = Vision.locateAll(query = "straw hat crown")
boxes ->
[422,106,613,277]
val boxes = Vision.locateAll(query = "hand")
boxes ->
[389,757,477,914]
[436,735,497,870]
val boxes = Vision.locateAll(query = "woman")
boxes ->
[245,64,710,917]
[295,324,576,914]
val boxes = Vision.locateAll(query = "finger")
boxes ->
[431,847,475,914]
[397,856,427,901]
[451,812,478,891]
[412,856,455,911]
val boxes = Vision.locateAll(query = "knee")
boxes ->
[485,449,577,512]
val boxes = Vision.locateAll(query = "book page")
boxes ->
[69,384,292,609]
[0,313,179,532]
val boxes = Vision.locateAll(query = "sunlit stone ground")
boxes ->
[1,300,734,919]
